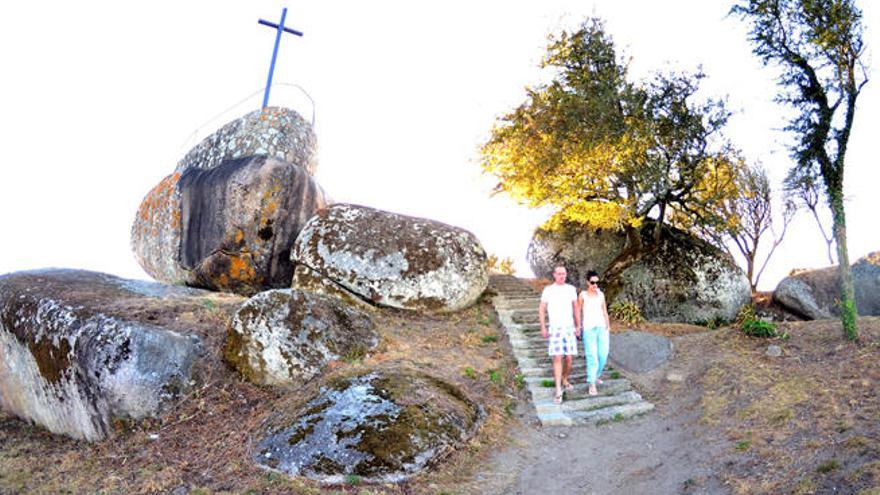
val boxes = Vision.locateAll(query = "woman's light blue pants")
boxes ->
[583,326,609,384]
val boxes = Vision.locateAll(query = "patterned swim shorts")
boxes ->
[547,327,578,356]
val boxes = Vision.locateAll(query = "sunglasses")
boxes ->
[588,280,600,285]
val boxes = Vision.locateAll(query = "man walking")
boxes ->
[539,265,581,405]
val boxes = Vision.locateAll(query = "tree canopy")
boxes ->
[480,18,738,243]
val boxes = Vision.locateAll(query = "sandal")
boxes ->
[563,382,574,392]
[554,392,563,405]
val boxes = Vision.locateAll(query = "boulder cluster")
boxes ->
[0,107,488,481]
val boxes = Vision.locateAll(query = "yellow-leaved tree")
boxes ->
[481,18,742,252]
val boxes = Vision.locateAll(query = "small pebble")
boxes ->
[148,433,160,441]
[765,345,783,357]
[666,372,684,383]
[558,433,567,439]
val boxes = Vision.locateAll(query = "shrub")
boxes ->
[735,304,757,326]
[487,254,515,275]
[740,318,777,338]
[608,300,644,325]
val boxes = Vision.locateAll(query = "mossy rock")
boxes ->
[290,264,375,311]
[291,204,489,313]
[0,269,210,441]
[603,223,751,323]
[253,369,483,483]
[224,289,378,386]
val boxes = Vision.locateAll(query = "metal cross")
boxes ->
[258,7,303,109]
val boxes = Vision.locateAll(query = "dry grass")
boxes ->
[2,283,878,494]
[692,318,880,494]
[0,294,525,495]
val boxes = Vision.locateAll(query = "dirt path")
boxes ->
[470,388,729,494]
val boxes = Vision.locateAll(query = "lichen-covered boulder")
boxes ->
[253,370,483,483]
[290,265,374,310]
[0,269,206,441]
[772,252,880,319]
[177,107,318,176]
[132,155,331,295]
[291,204,489,313]
[224,289,378,386]
[603,224,751,324]
[527,223,627,287]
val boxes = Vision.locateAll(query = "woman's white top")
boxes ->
[581,289,607,330]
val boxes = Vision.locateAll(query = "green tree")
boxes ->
[732,0,868,339]
[480,18,737,252]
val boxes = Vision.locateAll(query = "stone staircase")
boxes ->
[489,275,654,426]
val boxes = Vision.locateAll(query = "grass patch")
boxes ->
[481,334,498,343]
[734,440,751,451]
[514,374,526,389]
[612,413,625,423]
[462,367,477,380]
[609,370,621,379]
[738,377,810,426]
[540,379,555,388]
[487,369,501,385]
[816,459,841,474]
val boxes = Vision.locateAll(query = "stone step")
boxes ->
[490,277,654,428]
[528,379,631,401]
[495,297,541,311]
[539,401,655,427]
[512,313,540,324]
[533,390,643,415]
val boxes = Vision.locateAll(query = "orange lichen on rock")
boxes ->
[137,172,181,224]
[229,255,257,283]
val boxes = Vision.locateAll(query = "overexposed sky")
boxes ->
[0,1,877,291]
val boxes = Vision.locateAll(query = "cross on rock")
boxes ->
[258,7,303,109]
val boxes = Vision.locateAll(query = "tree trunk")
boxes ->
[653,202,666,243]
[829,190,858,340]
[746,253,756,293]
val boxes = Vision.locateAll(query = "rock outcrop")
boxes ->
[0,269,206,441]
[604,225,751,324]
[132,155,330,295]
[224,289,378,386]
[177,107,319,177]
[253,370,483,483]
[772,251,880,319]
[292,204,489,312]
[527,223,627,287]
[528,222,750,323]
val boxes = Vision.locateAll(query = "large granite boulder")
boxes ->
[0,269,207,441]
[772,252,880,319]
[253,370,483,483]
[604,224,751,324]
[292,204,489,313]
[527,222,750,323]
[177,107,318,177]
[224,289,378,386]
[132,155,331,295]
[527,223,627,287]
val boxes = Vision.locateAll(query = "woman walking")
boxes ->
[578,270,610,396]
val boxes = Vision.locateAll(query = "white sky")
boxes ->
[0,1,877,291]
